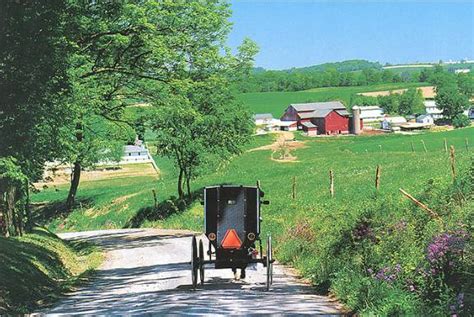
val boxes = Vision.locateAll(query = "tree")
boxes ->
[435,86,470,121]
[153,81,253,199]
[457,73,474,99]
[0,0,71,180]
[398,88,425,115]
[378,94,400,114]
[0,0,72,235]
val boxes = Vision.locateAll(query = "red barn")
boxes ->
[281,101,362,135]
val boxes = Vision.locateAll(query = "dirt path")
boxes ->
[40,229,343,315]
[249,131,307,163]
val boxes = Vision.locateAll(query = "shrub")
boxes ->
[452,114,471,128]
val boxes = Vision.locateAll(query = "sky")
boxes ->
[227,0,474,70]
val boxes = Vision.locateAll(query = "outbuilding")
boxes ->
[122,145,150,163]
[301,121,318,136]
[253,113,274,125]
[416,114,434,125]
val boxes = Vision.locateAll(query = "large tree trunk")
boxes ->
[66,160,81,210]
[177,168,184,199]
[24,179,32,232]
[185,170,191,198]
[66,123,83,210]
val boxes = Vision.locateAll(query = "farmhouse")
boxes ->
[122,144,150,163]
[281,101,362,135]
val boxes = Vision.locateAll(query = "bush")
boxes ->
[278,166,473,315]
[452,114,471,128]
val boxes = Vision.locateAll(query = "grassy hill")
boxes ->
[0,227,102,313]
[237,82,426,117]
[32,128,472,232]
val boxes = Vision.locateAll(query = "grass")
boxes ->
[32,127,472,236]
[237,82,427,116]
[0,227,102,313]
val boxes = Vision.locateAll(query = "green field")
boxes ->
[237,82,427,117]
[32,127,472,233]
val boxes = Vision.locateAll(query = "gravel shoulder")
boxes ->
[39,229,344,316]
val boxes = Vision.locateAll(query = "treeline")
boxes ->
[236,60,474,94]
[236,67,405,93]
[0,1,257,237]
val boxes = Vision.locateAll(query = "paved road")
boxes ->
[42,229,343,316]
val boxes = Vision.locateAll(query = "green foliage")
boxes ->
[0,0,71,180]
[0,227,102,313]
[235,60,407,93]
[452,114,471,128]
[435,86,470,120]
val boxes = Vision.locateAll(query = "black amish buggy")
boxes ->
[190,184,274,290]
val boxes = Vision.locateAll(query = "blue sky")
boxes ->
[227,0,474,70]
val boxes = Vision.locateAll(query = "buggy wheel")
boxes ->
[191,236,198,289]
[266,235,273,291]
[199,239,205,285]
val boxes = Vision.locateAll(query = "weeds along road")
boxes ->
[40,229,344,316]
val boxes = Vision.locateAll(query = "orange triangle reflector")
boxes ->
[221,229,242,249]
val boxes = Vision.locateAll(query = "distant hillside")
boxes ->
[253,59,382,74]
[288,59,382,73]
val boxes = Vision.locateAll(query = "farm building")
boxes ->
[122,145,150,163]
[424,100,443,119]
[356,105,384,122]
[469,107,474,120]
[253,113,274,125]
[381,116,407,130]
[278,120,298,131]
[301,122,317,136]
[280,101,362,135]
[416,114,434,125]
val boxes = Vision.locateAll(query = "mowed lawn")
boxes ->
[237,82,427,117]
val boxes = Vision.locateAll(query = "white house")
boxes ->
[424,100,443,119]
[253,113,274,125]
[357,106,384,122]
[121,145,151,163]
[381,116,407,130]
[416,114,434,125]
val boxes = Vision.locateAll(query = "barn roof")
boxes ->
[335,109,350,116]
[301,122,317,128]
[290,101,345,112]
[124,145,147,153]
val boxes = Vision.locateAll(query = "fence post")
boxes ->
[329,170,334,198]
[444,138,448,153]
[379,145,382,152]
[421,140,427,153]
[257,180,261,189]
[411,141,415,153]
[292,176,296,200]
[465,138,469,152]
[375,165,381,191]
[152,189,158,209]
[449,145,456,182]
